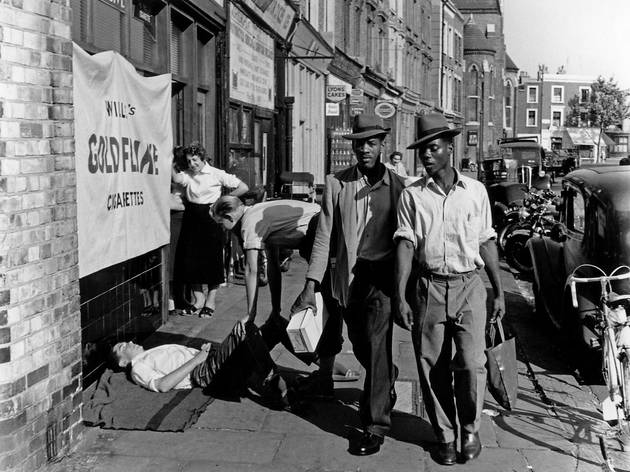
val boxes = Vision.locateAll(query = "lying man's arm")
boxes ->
[152,345,210,393]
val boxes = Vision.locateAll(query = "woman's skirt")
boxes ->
[174,201,225,286]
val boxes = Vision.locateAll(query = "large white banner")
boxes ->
[229,5,275,110]
[73,43,172,277]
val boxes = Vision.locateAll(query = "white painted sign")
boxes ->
[229,6,275,110]
[72,43,172,277]
[240,0,296,40]
[325,102,340,116]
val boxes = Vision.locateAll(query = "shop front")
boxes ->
[325,49,363,174]
[69,0,226,387]
[283,19,333,186]
[225,0,295,199]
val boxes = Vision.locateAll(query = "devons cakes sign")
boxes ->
[73,43,172,277]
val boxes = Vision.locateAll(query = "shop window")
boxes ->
[93,0,123,53]
[172,84,185,146]
[197,91,206,148]
[170,11,192,77]
[229,107,240,144]
[197,27,214,87]
[71,0,89,43]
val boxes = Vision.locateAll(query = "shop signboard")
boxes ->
[72,43,172,277]
[325,102,340,116]
[374,102,396,119]
[350,88,364,105]
[229,6,275,110]
[241,0,295,39]
[350,106,364,116]
[326,85,346,103]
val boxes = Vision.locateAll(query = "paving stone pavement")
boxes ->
[48,259,630,472]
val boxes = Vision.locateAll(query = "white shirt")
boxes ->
[385,161,408,177]
[172,163,242,204]
[131,344,200,392]
[394,171,496,274]
[240,200,320,250]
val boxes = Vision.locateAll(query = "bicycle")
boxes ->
[567,264,630,457]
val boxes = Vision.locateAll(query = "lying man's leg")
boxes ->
[191,321,275,391]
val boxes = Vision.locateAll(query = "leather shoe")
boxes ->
[461,432,482,462]
[433,441,457,466]
[349,431,384,456]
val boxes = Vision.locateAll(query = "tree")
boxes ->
[565,77,630,162]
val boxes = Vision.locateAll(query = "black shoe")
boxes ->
[461,432,482,462]
[432,441,457,466]
[349,431,384,456]
[293,370,334,401]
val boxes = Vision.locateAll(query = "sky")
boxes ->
[504,0,630,90]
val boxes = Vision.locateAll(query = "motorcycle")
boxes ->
[503,190,559,274]
[496,189,559,255]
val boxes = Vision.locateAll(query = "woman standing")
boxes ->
[172,143,248,317]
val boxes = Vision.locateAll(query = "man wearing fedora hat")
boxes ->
[393,112,504,465]
[292,114,408,455]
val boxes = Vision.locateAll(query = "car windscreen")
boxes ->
[500,147,541,167]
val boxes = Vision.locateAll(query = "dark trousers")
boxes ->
[344,259,397,437]
[411,272,487,443]
[192,322,275,391]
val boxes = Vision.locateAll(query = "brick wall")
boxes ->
[0,1,82,471]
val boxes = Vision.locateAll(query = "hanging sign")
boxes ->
[326,85,347,103]
[326,103,340,116]
[72,43,172,277]
[350,88,364,105]
[374,102,396,119]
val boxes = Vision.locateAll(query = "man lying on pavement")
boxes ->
[111,320,295,408]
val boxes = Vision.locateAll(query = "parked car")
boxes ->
[529,166,630,371]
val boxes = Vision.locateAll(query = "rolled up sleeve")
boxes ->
[478,186,497,243]
[393,189,418,249]
[217,169,243,189]
[131,362,160,392]
[172,171,190,187]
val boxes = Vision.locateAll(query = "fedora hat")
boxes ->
[407,113,461,149]
[343,114,390,140]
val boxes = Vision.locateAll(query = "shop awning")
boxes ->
[563,127,615,148]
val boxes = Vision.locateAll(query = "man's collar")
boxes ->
[424,168,466,190]
[357,164,390,186]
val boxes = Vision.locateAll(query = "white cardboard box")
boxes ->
[286,293,328,353]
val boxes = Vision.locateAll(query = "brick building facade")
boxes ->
[0,2,83,470]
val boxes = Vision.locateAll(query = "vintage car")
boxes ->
[529,166,630,363]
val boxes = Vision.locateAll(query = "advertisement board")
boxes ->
[229,6,275,110]
[73,43,172,277]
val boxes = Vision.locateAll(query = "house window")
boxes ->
[552,109,563,127]
[526,109,538,127]
[615,136,628,153]
[551,86,564,103]
[580,86,591,103]
[467,66,480,122]
[527,86,538,103]
[504,82,513,128]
